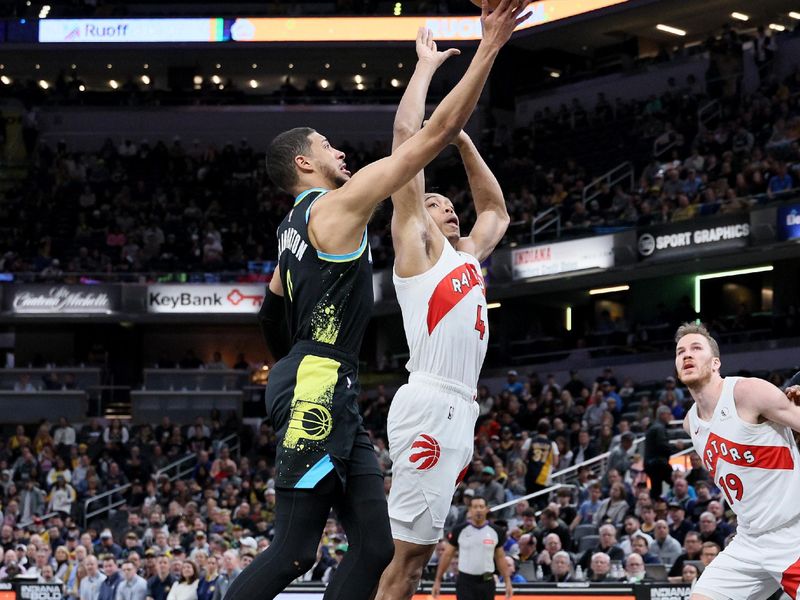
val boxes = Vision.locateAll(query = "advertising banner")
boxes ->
[637,216,750,261]
[230,0,628,42]
[776,204,800,241]
[511,235,615,280]
[632,584,692,600]
[3,285,120,315]
[146,284,266,314]
[39,18,225,43]
[16,583,63,600]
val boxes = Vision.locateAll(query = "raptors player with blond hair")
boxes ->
[677,322,800,600]
[375,27,514,600]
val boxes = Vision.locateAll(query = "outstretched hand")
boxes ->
[416,27,461,68]
[480,0,531,50]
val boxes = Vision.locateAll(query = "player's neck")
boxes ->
[688,375,725,420]
[291,175,334,197]
[471,517,487,527]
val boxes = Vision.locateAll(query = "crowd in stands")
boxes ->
[2,38,799,278]
[0,364,797,593]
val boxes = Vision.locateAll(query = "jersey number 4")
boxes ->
[474,306,486,340]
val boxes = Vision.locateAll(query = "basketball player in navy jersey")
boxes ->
[224,3,530,600]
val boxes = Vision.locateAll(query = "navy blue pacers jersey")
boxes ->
[267,187,377,489]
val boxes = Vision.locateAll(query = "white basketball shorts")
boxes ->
[387,371,478,545]
[693,514,800,600]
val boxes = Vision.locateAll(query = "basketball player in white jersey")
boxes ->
[676,323,800,600]
[375,29,511,600]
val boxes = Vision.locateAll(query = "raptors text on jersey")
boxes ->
[394,242,488,391]
[687,377,800,533]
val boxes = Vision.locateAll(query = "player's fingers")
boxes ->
[442,48,461,61]
[430,39,437,53]
[480,0,490,18]
[416,26,425,42]
[513,0,529,17]
[514,10,532,26]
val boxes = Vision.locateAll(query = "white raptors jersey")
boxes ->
[393,241,488,392]
[687,376,800,533]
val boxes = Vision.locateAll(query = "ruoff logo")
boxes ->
[409,434,440,471]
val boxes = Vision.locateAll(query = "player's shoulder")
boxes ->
[731,375,780,398]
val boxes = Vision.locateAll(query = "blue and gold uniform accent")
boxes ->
[268,188,378,489]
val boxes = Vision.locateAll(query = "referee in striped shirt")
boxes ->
[432,495,512,599]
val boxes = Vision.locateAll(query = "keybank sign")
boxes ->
[147,284,266,314]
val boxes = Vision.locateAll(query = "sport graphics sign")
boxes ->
[511,235,615,280]
[637,216,750,261]
[147,284,266,314]
[4,285,119,315]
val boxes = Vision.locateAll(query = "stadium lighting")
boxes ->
[361,63,367,69]
[70,63,76,69]
[324,63,330,69]
[143,63,149,69]
[106,63,112,69]
[394,2,402,16]
[790,12,800,19]
[249,79,258,88]
[319,79,329,89]
[589,285,630,295]
[0,76,10,85]
[549,71,561,78]
[390,78,400,87]
[693,265,773,314]
[565,307,572,332]
[656,24,686,36]
[251,63,257,69]
[38,80,49,89]
[211,75,221,85]
[39,4,50,19]
[109,79,118,89]
[141,75,151,85]
[288,63,294,69]
[356,83,365,90]
[769,23,786,31]
[35,64,40,70]
[192,75,202,85]
[354,74,363,84]
[78,84,85,91]
[215,63,221,69]
[730,12,749,21]
[487,302,502,309]
[398,63,403,69]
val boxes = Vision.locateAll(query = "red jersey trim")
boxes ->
[701,432,795,475]
[426,262,485,335]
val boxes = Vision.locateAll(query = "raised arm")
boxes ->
[392,29,459,273]
[739,377,800,433]
[454,130,509,262]
[309,0,530,254]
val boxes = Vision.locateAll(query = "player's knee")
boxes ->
[282,547,318,576]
